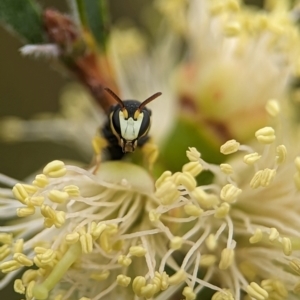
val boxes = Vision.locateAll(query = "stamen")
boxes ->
[186,147,201,162]
[182,162,203,177]
[43,160,67,178]
[246,282,269,300]
[32,242,82,300]
[275,145,287,164]
[220,139,240,155]
[116,274,131,287]
[255,127,276,144]
[265,99,280,117]
[14,279,25,294]
[182,286,196,300]
[243,152,261,165]
[220,184,242,203]
[129,245,147,257]
[219,248,234,270]
[220,164,233,175]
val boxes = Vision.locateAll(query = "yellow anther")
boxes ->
[168,269,186,285]
[255,127,276,144]
[63,185,80,197]
[26,280,36,299]
[151,272,163,292]
[250,168,276,188]
[37,249,56,264]
[182,161,203,177]
[220,139,240,155]
[54,211,66,228]
[43,160,67,178]
[13,253,33,266]
[17,206,35,217]
[174,172,197,191]
[149,210,161,222]
[220,184,242,203]
[220,163,233,175]
[117,274,131,287]
[155,171,172,189]
[212,289,234,300]
[282,237,292,256]
[199,254,217,267]
[276,145,287,164]
[14,278,25,294]
[32,174,49,188]
[243,152,261,165]
[0,260,21,273]
[214,202,230,218]
[295,157,300,172]
[170,236,183,250]
[90,271,110,281]
[156,181,180,205]
[80,233,93,254]
[249,228,263,244]
[0,233,13,244]
[34,246,48,254]
[186,147,201,162]
[184,204,203,217]
[239,261,256,281]
[205,234,217,251]
[246,282,269,300]
[290,259,300,275]
[0,244,11,261]
[27,196,44,206]
[191,188,219,209]
[182,286,196,300]
[132,276,146,297]
[48,190,69,204]
[261,279,288,298]
[21,184,38,194]
[118,255,132,267]
[12,183,29,204]
[41,204,56,219]
[265,99,280,117]
[65,232,80,244]
[141,283,156,298]
[159,272,169,290]
[129,245,147,257]
[269,228,279,242]
[219,248,234,270]
[22,269,38,285]
[91,223,107,239]
[224,21,241,36]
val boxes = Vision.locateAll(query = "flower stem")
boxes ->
[32,242,82,300]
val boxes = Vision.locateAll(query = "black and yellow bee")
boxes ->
[101,88,162,160]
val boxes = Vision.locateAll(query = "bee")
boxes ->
[101,88,162,160]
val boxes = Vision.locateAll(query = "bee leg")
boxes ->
[140,139,159,171]
[91,135,108,174]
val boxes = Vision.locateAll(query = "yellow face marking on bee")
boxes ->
[119,111,144,141]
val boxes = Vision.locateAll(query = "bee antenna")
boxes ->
[138,92,162,111]
[104,88,125,109]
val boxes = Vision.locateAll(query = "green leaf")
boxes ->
[0,0,44,43]
[160,117,224,174]
[74,0,109,49]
